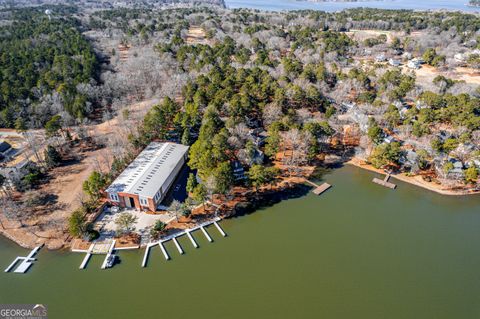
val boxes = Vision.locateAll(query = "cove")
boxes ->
[1,165,480,319]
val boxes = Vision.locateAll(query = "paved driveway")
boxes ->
[96,208,175,242]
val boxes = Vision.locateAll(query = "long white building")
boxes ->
[106,142,189,212]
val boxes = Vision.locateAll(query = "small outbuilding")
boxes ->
[389,58,401,67]
[375,54,387,62]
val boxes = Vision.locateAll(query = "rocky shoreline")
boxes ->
[3,157,479,250]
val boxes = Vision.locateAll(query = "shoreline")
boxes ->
[346,158,480,196]
[3,158,479,250]
[0,225,68,251]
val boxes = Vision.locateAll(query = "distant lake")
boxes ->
[225,0,480,12]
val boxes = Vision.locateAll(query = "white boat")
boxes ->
[105,255,116,268]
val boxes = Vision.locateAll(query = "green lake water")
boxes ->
[1,165,480,318]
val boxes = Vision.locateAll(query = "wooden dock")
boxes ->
[372,174,397,189]
[305,180,332,195]
[313,183,332,195]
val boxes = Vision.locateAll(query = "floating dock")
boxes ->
[142,244,153,267]
[158,242,170,260]
[79,254,92,270]
[4,258,21,273]
[101,240,116,269]
[372,174,397,189]
[13,259,34,273]
[172,237,184,254]
[79,244,94,270]
[186,231,199,248]
[141,218,227,267]
[312,183,332,195]
[5,244,43,274]
[201,226,213,242]
[305,180,332,195]
[213,221,227,237]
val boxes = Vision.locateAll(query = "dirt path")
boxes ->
[186,26,209,45]
[345,29,399,44]
[1,99,159,249]
[408,65,480,86]
[51,99,159,211]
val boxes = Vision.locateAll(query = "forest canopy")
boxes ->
[0,7,99,128]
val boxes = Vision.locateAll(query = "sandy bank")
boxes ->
[347,157,480,196]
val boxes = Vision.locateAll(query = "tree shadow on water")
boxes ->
[228,184,311,219]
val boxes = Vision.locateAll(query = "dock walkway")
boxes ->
[172,237,184,254]
[141,217,226,267]
[101,240,116,269]
[201,226,213,242]
[213,221,227,237]
[372,174,397,189]
[305,180,332,195]
[4,244,43,274]
[79,245,94,270]
[142,243,154,267]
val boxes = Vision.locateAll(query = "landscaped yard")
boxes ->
[95,207,176,243]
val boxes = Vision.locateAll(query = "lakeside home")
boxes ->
[106,142,189,212]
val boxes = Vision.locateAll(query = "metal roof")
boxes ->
[0,141,12,153]
[106,142,189,198]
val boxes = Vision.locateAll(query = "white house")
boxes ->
[407,60,421,69]
[389,58,401,67]
[375,54,387,62]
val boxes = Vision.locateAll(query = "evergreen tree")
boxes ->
[44,145,62,168]
[186,173,198,194]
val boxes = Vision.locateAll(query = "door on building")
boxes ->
[129,197,135,208]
